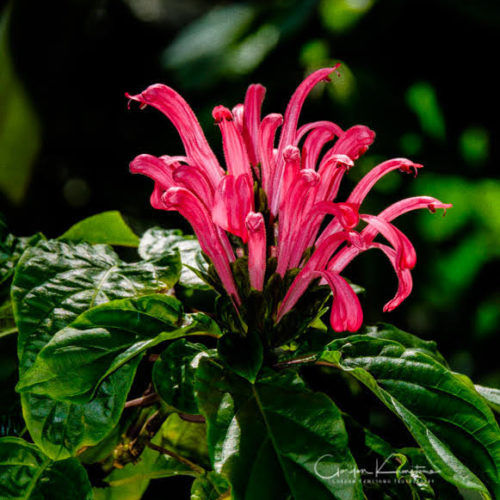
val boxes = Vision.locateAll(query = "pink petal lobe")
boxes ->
[212,174,254,242]
[126,85,223,186]
[242,84,266,167]
[162,187,239,303]
[331,125,375,161]
[317,271,363,332]
[258,113,283,202]
[245,212,267,291]
[360,214,417,270]
[213,105,252,178]
[271,66,340,214]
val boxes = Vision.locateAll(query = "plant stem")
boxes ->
[146,441,205,474]
[124,393,160,408]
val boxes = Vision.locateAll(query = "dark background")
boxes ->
[0,0,499,495]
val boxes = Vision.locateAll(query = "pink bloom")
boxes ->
[128,68,451,333]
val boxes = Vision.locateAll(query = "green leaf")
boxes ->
[217,329,263,383]
[475,385,500,414]
[191,471,230,500]
[0,436,92,499]
[195,360,363,500]
[59,211,139,247]
[11,240,181,459]
[319,325,500,498]
[153,340,211,414]
[0,232,44,288]
[17,295,219,402]
[139,227,210,290]
[0,7,41,204]
[0,299,16,338]
[161,413,210,469]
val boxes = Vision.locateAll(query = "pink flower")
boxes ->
[127,68,451,333]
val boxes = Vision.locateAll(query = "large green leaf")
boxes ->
[0,231,44,288]
[160,412,210,469]
[139,227,210,291]
[0,437,92,499]
[153,340,211,414]
[195,360,363,500]
[11,240,181,459]
[17,295,220,402]
[475,385,500,414]
[318,325,500,498]
[59,211,139,247]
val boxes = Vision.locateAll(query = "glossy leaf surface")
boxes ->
[11,240,180,459]
[17,295,219,402]
[0,437,92,499]
[195,360,363,500]
[153,340,211,414]
[59,211,139,247]
[319,324,500,498]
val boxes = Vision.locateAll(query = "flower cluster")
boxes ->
[127,67,450,333]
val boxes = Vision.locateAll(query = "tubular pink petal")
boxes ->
[173,165,214,207]
[279,146,301,210]
[331,125,375,161]
[258,113,283,200]
[295,120,343,144]
[316,158,424,247]
[360,214,416,270]
[272,66,340,214]
[313,201,359,230]
[126,85,223,186]
[242,84,266,167]
[378,196,452,221]
[163,187,239,302]
[212,174,254,242]
[246,212,266,291]
[277,232,350,321]
[213,105,252,178]
[370,243,414,312]
[348,158,422,207]
[130,154,176,189]
[150,183,167,210]
[232,103,245,132]
[317,271,363,332]
[315,156,353,203]
[301,127,335,172]
[276,169,320,276]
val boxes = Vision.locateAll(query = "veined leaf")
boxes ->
[319,325,500,498]
[17,295,220,402]
[195,360,363,500]
[11,240,181,459]
[475,384,500,414]
[153,340,212,414]
[0,437,92,499]
[59,211,139,247]
[191,471,230,500]
[139,227,210,291]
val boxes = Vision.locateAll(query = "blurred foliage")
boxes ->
[0,0,499,494]
[0,5,41,204]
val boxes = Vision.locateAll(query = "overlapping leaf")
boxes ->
[318,324,500,498]
[11,240,181,459]
[195,360,363,500]
[17,295,219,402]
[0,437,92,499]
